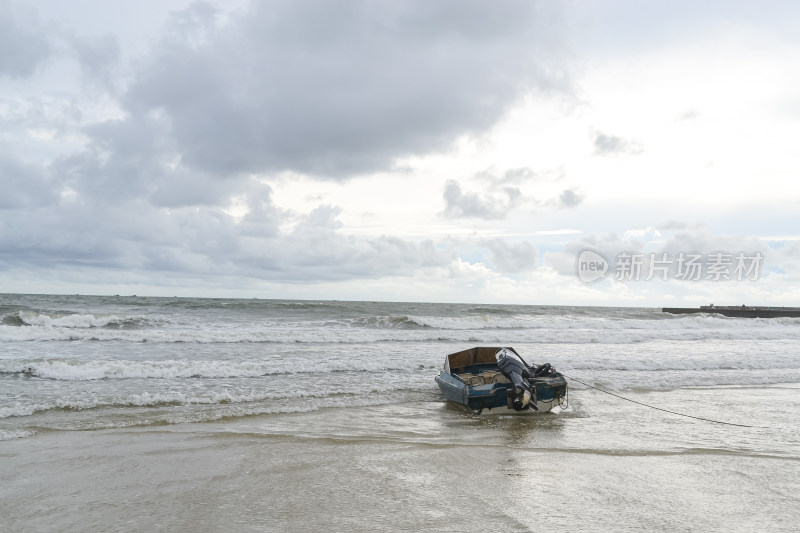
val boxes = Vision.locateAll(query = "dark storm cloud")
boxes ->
[52,115,237,209]
[0,0,568,287]
[119,0,569,179]
[0,1,52,78]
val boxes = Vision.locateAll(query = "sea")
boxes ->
[1,293,798,532]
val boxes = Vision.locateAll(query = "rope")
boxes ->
[562,374,754,428]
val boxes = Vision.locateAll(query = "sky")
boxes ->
[1,0,800,305]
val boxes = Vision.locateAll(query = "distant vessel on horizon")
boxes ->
[663,305,800,318]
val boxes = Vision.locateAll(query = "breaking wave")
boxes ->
[2,314,800,344]
[2,310,159,329]
[4,305,800,346]
[0,382,429,421]
[0,357,433,381]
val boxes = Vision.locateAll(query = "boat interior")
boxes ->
[445,346,516,386]
[456,370,511,386]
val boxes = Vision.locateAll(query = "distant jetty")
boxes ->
[662,305,800,318]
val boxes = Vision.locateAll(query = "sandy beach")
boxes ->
[3,389,798,532]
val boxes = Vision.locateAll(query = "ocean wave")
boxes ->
[2,305,800,346]
[0,357,435,381]
[2,321,800,344]
[0,390,292,419]
[3,345,797,385]
[0,382,428,420]
[0,391,428,439]
[347,315,420,328]
[2,310,160,330]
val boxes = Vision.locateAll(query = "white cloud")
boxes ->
[441,180,522,220]
[480,238,538,273]
[557,189,584,208]
[592,131,644,156]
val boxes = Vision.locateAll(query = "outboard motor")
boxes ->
[496,348,537,411]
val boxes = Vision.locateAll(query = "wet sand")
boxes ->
[3,391,799,532]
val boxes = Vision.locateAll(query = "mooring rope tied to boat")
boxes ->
[563,374,756,428]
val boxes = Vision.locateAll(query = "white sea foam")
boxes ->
[0,428,36,441]
[0,357,428,380]
[2,342,795,383]
[12,311,156,329]
[0,379,423,420]
[2,314,800,344]
[4,305,800,346]
[0,391,433,434]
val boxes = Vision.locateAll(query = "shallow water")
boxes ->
[1,294,798,531]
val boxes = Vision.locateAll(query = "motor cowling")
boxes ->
[496,349,537,411]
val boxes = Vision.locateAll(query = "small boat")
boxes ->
[435,346,568,414]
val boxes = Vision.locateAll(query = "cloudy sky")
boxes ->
[2,0,800,305]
